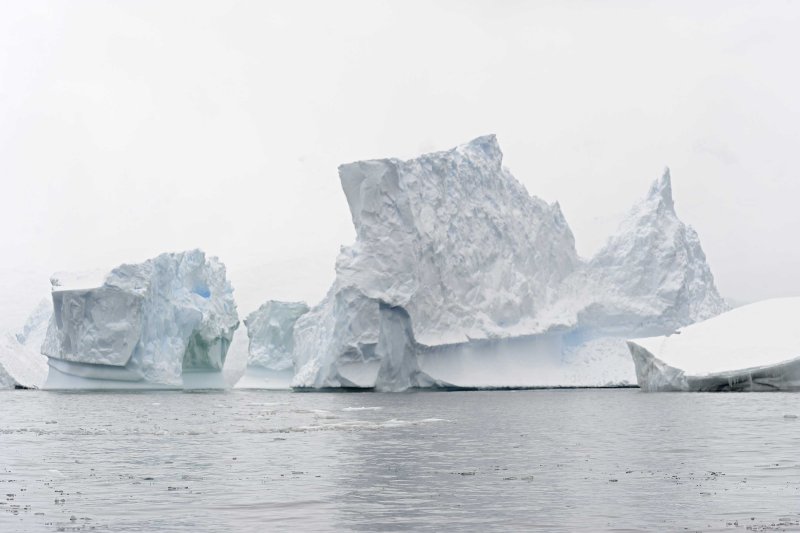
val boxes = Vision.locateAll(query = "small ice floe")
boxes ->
[629,298,800,392]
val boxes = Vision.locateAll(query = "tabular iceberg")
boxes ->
[41,250,239,389]
[629,298,800,392]
[282,135,727,391]
[236,300,309,389]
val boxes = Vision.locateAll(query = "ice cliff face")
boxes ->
[276,135,726,391]
[335,135,579,345]
[42,250,239,388]
[244,301,309,371]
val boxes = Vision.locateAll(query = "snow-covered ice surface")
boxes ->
[629,297,800,392]
[41,250,239,389]
[288,135,727,391]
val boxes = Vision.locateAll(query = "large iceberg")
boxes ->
[42,250,239,389]
[629,298,800,392]
[236,300,309,389]
[281,135,727,391]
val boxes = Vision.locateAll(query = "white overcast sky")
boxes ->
[1,0,799,330]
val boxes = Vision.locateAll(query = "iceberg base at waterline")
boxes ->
[419,335,637,389]
[628,298,800,392]
[234,367,294,390]
[288,310,639,391]
[235,300,307,389]
[43,360,229,390]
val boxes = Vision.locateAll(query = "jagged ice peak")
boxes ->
[647,167,674,212]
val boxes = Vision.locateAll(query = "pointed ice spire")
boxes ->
[647,167,674,211]
[551,201,568,228]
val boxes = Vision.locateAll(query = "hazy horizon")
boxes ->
[2,1,799,331]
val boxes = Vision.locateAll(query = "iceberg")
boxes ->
[560,170,727,334]
[41,250,239,389]
[0,299,52,389]
[286,135,727,391]
[629,298,800,392]
[236,300,309,389]
[16,298,53,350]
[0,333,48,389]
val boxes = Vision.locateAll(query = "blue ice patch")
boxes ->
[193,285,211,298]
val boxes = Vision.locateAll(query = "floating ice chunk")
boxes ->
[244,300,309,371]
[42,250,239,389]
[0,333,48,389]
[0,299,53,389]
[234,300,309,389]
[628,298,800,391]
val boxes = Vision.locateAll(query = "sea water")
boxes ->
[1,389,799,531]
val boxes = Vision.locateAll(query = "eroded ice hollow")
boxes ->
[629,298,800,392]
[243,135,728,391]
[42,250,239,390]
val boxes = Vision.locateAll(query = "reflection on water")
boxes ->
[1,389,800,531]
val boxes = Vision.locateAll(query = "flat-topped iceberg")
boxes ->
[42,250,239,389]
[236,300,309,389]
[629,298,800,392]
[280,135,727,391]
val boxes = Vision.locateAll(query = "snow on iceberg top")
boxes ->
[630,297,800,376]
[335,134,579,346]
[49,269,109,292]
